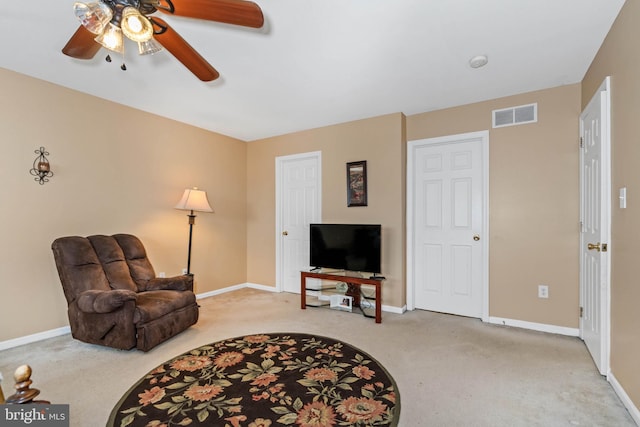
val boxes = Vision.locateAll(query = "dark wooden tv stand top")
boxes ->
[300,271,384,323]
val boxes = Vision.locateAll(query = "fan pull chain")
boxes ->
[121,46,126,71]
[103,54,126,71]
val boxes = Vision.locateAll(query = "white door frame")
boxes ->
[406,130,490,321]
[275,151,322,292]
[579,76,611,376]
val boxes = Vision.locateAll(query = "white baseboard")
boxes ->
[246,283,279,292]
[383,304,406,314]
[196,283,248,299]
[196,282,278,300]
[0,326,70,351]
[488,316,579,336]
[609,372,640,425]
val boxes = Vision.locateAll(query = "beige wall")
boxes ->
[407,84,582,328]
[0,68,247,342]
[246,114,406,308]
[582,0,640,408]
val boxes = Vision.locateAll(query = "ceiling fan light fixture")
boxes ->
[94,22,124,54]
[73,1,113,34]
[121,7,154,42]
[138,38,163,55]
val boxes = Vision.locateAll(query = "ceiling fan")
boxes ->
[62,0,264,81]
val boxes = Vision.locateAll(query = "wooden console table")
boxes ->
[300,271,384,323]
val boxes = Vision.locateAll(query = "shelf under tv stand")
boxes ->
[300,271,384,323]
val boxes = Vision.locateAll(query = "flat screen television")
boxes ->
[309,223,381,273]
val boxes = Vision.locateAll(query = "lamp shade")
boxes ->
[175,188,213,213]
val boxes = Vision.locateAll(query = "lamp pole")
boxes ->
[186,210,196,275]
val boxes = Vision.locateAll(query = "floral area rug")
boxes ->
[108,333,400,427]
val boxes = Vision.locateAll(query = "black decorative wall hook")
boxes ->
[29,147,53,185]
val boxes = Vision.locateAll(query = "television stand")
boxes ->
[300,271,384,323]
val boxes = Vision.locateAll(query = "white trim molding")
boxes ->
[246,283,280,293]
[196,282,278,300]
[0,326,71,351]
[609,372,640,425]
[488,316,579,336]
[196,283,251,299]
[382,304,406,315]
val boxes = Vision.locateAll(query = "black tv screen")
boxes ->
[310,224,381,273]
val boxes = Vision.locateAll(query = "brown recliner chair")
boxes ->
[51,234,199,352]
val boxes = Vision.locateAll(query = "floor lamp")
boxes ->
[175,187,213,275]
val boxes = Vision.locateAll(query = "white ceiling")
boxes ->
[0,1,626,141]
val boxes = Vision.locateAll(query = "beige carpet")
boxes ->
[0,288,635,426]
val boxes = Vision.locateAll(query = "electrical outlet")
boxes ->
[538,285,549,299]
[158,272,166,278]
[182,268,188,275]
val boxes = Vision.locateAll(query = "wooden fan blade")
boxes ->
[151,17,220,82]
[158,0,264,28]
[62,26,101,60]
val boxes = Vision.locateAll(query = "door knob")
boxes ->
[282,231,288,236]
[587,242,601,251]
[473,235,480,241]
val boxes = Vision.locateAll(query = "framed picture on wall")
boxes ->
[346,160,367,207]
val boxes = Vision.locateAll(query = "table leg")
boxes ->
[375,282,381,323]
[301,274,306,309]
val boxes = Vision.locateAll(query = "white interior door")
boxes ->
[276,152,322,294]
[580,77,611,376]
[408,131,488,319]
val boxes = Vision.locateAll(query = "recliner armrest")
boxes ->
[144,275,194,292]
[77,289,137,314]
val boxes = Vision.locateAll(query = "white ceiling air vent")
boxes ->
[492,103,537,128]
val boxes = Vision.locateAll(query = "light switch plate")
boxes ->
[619,187,627,209]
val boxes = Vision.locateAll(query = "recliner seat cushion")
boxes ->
[134,290,197,324]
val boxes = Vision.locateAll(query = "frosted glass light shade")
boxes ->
[138,38,163,55]
[94,23,124,53]
[175,188,214,213]
[121,7,153,42]
[73,2,113,34]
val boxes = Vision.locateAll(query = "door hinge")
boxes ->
[579,137,584,148]
[580,306,584,318]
